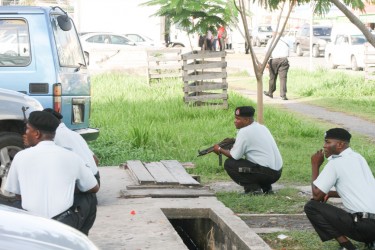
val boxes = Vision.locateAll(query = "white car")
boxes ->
[79,32,137,65]
[123,33,165,48]
[325,33,370,70]
[0,204,98,250]
[0,88,43,201]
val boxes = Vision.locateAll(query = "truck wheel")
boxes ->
[296,44,303,56]
[328,55,337,69]
[172,44,184,48]
[0,132,24,203]
[351,56,359,71]
[312,45,319,57]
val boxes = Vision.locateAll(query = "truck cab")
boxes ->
[0,6,98,141]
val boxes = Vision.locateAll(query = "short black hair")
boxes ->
[325,128,351,142]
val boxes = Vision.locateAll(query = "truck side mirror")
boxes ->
[57,15,71,31]
[52,6,72,31]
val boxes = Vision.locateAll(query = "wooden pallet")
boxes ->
[121,160,214,198]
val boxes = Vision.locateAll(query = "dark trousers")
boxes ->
[74,192,97,235]
[304,200,375,243]
[268,57,289,97]
[224,158,282,191]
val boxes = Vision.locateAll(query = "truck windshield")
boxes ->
[51,15,85,67]
[0,19,31,66]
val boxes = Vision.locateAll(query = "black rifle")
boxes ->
[197,138,235,166]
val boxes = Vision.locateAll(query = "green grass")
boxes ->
[216,187,306,214]
[89,71,375,249]
[279,68,375,122]
[261,231,368,250]
[90,72,375,185]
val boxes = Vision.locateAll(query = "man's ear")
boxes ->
[34,129,42,139]
[337,140,346,149]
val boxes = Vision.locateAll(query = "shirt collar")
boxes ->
[327,147,352,160]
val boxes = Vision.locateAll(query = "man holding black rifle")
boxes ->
[212,106,283,194]
[305,128,375,250]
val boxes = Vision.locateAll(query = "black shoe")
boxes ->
[244,185,262,195]
[262,185,273,194]
[263,91,273,98]
[281,96,288,100]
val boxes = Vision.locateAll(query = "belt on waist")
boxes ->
[52,209,73,221]
[353,212,375,219]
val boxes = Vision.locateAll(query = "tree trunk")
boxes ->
[255,70,264,124]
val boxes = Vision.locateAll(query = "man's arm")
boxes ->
[213,144,232,158]
[311,149,326,201]
[86,184,99,193]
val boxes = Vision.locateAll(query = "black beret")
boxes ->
[325,128,351,142]
[43,108,63,120]
[235,106,255,117]
[28,111,60,132]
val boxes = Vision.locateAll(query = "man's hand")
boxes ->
[213,144,221,155]
[311,149,324,170]
[311,149,326,201]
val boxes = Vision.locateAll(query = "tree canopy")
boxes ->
[142,0,238,35]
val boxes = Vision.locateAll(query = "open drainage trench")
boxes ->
[162,208,314,249]
[162,208,250,250]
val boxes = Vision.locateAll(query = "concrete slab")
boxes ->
[89,166,271,250]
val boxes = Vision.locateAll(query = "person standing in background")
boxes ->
[264,32,290,101]
[218,25,227,51]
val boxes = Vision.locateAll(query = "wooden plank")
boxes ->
[182,51,226,60]
[125,160,155,185]
[120,188,215,198]
[184,72,227,81]
[184,82,228,92]
[160,160,200,186]
[184,93,228,102]
[182,61,227,70]
[144,162,179,185]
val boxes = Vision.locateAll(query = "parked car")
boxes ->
[0,6,98,141]
[282,28,298,49]
[0,88,43,201]
[0,204,98,250]
[325,33,369,71]
[79,32,137,65]
[252,25,273,47]
[294,24,332,57]
[123,33,165,48]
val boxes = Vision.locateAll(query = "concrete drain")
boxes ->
[162,208,251,250]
